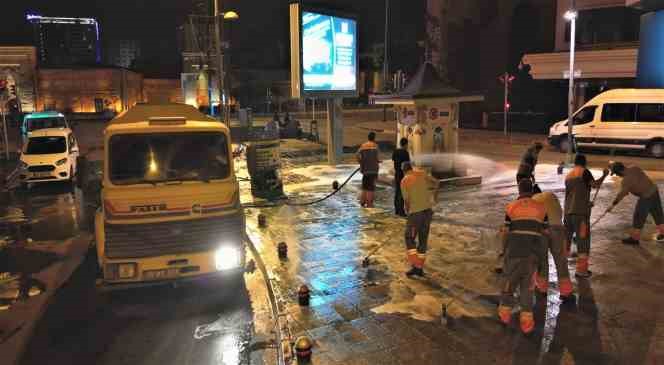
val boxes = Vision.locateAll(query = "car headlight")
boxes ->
[56,158,68,166]
[215,246,241,271]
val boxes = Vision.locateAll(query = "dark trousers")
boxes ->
[633,190,664,229]
[405,209,433,269]
[394,177,405,216]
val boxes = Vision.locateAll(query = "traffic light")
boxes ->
[505,102,511,111]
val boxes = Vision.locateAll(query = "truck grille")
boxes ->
[28,165,55,172]
[105,214,244,259]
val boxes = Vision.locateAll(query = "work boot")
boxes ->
[621,237,640,245]
[406,267,424,278]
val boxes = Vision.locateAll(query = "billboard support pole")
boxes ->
[326,98,343,165]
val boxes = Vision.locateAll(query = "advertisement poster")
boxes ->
[301,11,357,92]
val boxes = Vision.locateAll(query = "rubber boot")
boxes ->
[520,312,535,335]
[498,305,512,326]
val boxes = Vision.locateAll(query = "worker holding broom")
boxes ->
[607,162,664,245]
[564,154,608,278]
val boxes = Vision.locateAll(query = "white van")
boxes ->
[548,89,664,158]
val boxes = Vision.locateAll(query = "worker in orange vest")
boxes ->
[565,154,608,278]
[498,179,548,335]
[400,161,437,277]
[357,132,380,208]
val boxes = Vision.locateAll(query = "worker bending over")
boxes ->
[608,162,664,244]
[498,179,548,335]
[532,185,574,303]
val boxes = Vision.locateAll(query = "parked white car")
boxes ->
[20,111,70,147]
[19,128,80,186]
[548,89,664,158]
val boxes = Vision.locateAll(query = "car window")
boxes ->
[601,103,636,122]
[572,106,597,125]
[636,104,664,123]
[25,136,67,155]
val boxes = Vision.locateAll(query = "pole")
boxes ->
[312,98,315,121]
[566,14,576,164]
[383,0,390,91]
[1,108,8,160]
[214,0,225,124]
[503,72,508,136]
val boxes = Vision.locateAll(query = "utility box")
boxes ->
[246,136,283,199]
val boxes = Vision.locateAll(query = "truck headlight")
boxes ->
[104,263,137,280]
[56,158,68,166]
[215,246,240,271]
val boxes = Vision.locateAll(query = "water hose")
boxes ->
[241,167,361,209]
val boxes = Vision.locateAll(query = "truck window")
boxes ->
[109,132,230,185]
[573,106,597,125]
[636,104,664,123]
[601,103,636,122]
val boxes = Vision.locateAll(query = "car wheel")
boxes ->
[649,142,664,158]
[559,136,574,153]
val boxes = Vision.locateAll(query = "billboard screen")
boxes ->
[291,8,357,97]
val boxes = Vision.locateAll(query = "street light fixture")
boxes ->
[564,7,577,164]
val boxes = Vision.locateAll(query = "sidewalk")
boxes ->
[0,231,92,365]
[244,162,664,364]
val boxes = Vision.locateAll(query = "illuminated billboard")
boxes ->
[290,4,358,98]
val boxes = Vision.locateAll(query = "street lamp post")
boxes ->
[564,6,578,164]
[213,0,238,124]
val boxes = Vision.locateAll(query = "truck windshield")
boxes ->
[27,117,67,132]
[109,132,231,185]
[25,136,67,155]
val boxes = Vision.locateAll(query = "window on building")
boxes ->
[636,104,664,123]
[565,7,641,47]
[602,103,636,122]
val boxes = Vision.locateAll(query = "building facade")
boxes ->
[523,0,641,110]
[0,46,38,113]
[28,15,101,66]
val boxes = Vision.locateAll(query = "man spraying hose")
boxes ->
[564,154,608,278]
[607,162,664,245]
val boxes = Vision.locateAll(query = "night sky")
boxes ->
[1,0,425,78]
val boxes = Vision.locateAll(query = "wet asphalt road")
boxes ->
[0,182,274,365]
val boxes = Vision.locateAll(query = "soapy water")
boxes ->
[410,153,510,185]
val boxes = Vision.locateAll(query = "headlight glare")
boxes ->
[215,246,240,271]
[56,158,68,166]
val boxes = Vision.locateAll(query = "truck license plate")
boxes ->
[143,268,179,280]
